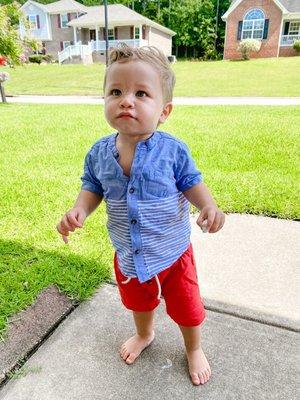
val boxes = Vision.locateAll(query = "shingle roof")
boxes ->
[226,0,300,15]
[68,4,175,36]
[43,0,88,14]
[279,0,300,12]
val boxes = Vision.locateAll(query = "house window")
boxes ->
[60,13,68,28]
[108,29,114,40]
[242,9,265,40]
[28,15,38,30]
[63,41,71,49]
[135,27,140,39]
[289,22,300,35]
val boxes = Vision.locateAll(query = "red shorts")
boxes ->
[114,244,206,327]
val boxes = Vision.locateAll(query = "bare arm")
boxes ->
[57,190,103,243]
[183,182,217,210]
[73,190,103,217]
[183,183,225,233]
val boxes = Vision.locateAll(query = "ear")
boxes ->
[159,102,173,124]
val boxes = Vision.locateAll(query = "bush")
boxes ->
[238,39,261,60]
[28,55,43,64]
[293,40,300,53]
[42,54,53,63]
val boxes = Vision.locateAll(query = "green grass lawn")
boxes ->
[2,57,300,97]
[0,103,299,338]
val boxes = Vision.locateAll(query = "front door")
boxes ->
[90,29,96,41]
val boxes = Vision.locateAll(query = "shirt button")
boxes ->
[131,219,137,225]
[129,188,135,194]
[134,249,140,254]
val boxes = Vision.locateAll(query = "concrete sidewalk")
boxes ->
[0,285,298,400]
[0,214,299,399]
[6,94,300,105]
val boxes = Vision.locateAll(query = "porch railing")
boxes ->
[58,39,149,64]
[280,35,300,46]
[58,42,92,64]
[90,39,148,52]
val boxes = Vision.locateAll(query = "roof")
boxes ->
[21,0,89,14]
[279,0,300,12]
[68,4,176,36]
[222,0,300,20]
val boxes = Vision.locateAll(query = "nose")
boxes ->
[120,93,134,108]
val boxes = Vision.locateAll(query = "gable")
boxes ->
[222,0,289,20]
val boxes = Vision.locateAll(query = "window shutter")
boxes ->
[60,41,63,50]
[114,27,118,39]
[57,14,61,28]
[130,26,134,39]
[142,25,146,39]
[67,13,71,22]
[284,21,289,35]
[263,19,269,39]
[237,21,243,40]
[36,15,40,29]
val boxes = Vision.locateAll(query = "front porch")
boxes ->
[280,20,300,46]
[58,38,148,64]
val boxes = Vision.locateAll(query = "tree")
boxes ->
[0,1,40,66]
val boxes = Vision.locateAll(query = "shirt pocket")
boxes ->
[142,166,176,198]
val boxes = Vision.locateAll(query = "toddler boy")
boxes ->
[57,44,225,386]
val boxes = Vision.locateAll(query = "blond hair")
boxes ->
[103,43,175,103]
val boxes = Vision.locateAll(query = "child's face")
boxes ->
[104,60,172,138]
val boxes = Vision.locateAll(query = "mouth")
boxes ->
[117,113,136,119]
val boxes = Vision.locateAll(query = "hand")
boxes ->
[56,207,87,244]
[197,205,225,234]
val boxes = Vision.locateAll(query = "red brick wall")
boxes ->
[224,0,283,60]
[279,46,299,57]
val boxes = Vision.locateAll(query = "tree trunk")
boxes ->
[185,46,187,58]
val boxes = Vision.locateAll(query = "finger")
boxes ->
[62,235,69,244]
[205,209,216,232]
[209,213,221,233]
[197,210,207,225]
[66,213,82,228]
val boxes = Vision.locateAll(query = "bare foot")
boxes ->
[120,331,155,364]
[186,346,211,385]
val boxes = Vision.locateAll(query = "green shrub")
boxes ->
[42,54,53,63]
[28,55,43,64]
[293,40,300,53]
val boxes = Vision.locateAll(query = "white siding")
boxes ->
[21,3,51,40]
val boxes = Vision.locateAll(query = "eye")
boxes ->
[136,90,147,98]
[110,89,121,96]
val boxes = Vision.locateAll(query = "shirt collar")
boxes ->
[108,131,160,155]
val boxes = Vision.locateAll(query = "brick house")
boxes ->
[19,0,175,64]
[222,0,300,59]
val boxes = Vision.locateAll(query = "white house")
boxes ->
[20,0,176,64]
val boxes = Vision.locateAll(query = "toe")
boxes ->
[190,372,200,385]
[199,372,205,385]
[126,353,136,364]
[203,370,209,382]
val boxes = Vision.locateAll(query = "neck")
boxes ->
[117,132,154,148]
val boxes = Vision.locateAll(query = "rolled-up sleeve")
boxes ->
[81,148,103,195]
[175,143,203,192]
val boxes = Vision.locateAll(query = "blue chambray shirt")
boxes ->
[81,130,203,283]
